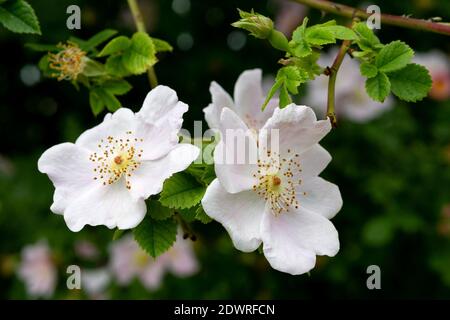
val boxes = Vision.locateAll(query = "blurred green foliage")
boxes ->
[1,0,450,299]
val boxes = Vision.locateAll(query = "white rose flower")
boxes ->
[202,104,342,275]
[17,241,57,298]
[38,86,199,232]
[203,69,279,131]
[306,49,394,123]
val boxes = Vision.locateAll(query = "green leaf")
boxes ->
[304,20,356,46]
[360,62,378,78]
[278,66,308,94]
[178,208,197,223]
[201,165,216,185]
[133,216,177,258]
[290,39,311,58]
[305,27,335,45]
[279,84,291,108]
[25,43,59,52]
[105,55,131,77]
[160,172,206,209]
[0,0,41,34]
[98,36,131,57]
[89,90,104,116]
[263,66,308,109]
[195,206,212,224]
[82,58,106,77]
[152,38,173,52]
[375,40,414,73]
[185,164,205,182]
[122,32,157,74]
[93,87,121,112]
[290,17,311,57]
[102,79,132,95]
[83,29,117,51]
[353,22,381,51]
[365,72,391,102]
[388,63,432,102]
[262,79,282,110]
[324,25,357,40]
[293,51,322,80]
[148,200,174,220]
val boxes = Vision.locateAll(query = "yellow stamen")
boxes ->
[48,41,86,81]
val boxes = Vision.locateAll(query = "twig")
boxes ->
[291,0,450,36]
[326,39,351,127]
[127,0,159,88]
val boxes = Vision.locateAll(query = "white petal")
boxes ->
[297,177,342,219]
[137,85,187,129]
[234,69,263,117]
[214,108,258,193]
[76,108,137,151]
[233,69,276,130]
[261,208,339,275]
[203,103,221,131]
[63,179,146,232]
[38,143,95,214]
[203,81,235,130]
[137,85,188,159]
[202,179,265,252]
[298,144,331,178]
[133,119,178,161]
[128,143,199,200]
[259,104,331,156]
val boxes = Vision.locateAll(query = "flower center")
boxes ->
[48,41,86,81]
[252,149,302,216]
[114,156,123,165]
[89,131,143,189]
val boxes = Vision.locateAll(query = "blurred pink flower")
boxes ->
[109,232,198,291]
[81,268,111,300]
[17,241,57,298]
[305,48,394,123]
[413,51,450,101]
[274,0,308,37]
[74,240,99,260]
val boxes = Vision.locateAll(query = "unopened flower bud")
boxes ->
[232,9,274,39]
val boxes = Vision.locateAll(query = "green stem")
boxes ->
[127,0,159,88]
[292,0,450,36]
[326,39,351,127]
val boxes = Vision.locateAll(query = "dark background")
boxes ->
[1,0,450,299]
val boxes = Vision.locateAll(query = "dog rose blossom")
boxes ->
[38,86,199,231]
[202,104,342,275]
